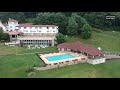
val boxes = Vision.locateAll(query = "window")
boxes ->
[47,31,49,32]
[66,61,69,63]
[54,63,58,65]
[53,31,55,32]
[12,35,15,38]
[47,27,49,29]
[10,26,12,28]
[52,27,55,29]
[81,58,85,60]
[24,27,27,29]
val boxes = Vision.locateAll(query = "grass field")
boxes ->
[0,46,57,55]
[32,60,120,78]
[0,31,120,78]
[0,55,120,78]
[0,54,44,78]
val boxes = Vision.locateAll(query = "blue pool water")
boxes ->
[46,54,75,62]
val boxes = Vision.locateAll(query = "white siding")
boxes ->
[87,58,106,65]
[19,26,58,34]
[0,20,58,35]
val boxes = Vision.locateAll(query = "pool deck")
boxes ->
[38,52,88,65]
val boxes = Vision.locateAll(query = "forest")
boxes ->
[0,12,120,39]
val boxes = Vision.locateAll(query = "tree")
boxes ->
[0,33,9,42]
[34,12,67,34]
[34,12,50,24]
[0,28,9,42]
[56,33,66,44]
[47,12,67,34]
[66,17,78,35]
[0,12,26,23]
[81,23,92,39]
[71,13,87,34]
[0,27,3,33]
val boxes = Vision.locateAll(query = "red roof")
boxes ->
[3,23,8,26]
[20,23,33,25]
[8,19,18,22]
[4,31,22,35]
[19,24,57,27]
[57,41,104,56]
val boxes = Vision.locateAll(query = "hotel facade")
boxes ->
[0,18,58,46]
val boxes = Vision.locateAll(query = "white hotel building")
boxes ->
[0,18,58,46]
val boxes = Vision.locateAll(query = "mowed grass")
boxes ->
[102,31,120,38]
[0,31,120,78]
[31,60,120,78]
[0,54,120,78]
[0,46,57,55]
[0,54,44,78]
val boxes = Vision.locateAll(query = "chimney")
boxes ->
[9,18,11,20]
[0,19,2,24]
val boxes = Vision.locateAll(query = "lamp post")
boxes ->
[106,16,115,29]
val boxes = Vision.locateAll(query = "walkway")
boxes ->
[104,51,120,60]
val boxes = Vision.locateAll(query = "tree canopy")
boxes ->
[0,12,120,40]
[56,33,66,44]
[0,28,9,42]
[81,23,92,39]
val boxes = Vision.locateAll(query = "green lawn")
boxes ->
[0,31,120,78]
[0,54,44,78]
[0,46,57,55]
[0,56,120,78]
[31,60,120,78]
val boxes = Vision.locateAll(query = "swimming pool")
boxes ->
[46,54,75,62]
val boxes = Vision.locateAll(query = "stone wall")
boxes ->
[87,58,106,65]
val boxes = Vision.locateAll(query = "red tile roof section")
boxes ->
[8,19,18,22]
[19,23,33,25]
[4,31,23,35]
[18,35,55,39]
[57,41,104,56]
[19,24,58,27]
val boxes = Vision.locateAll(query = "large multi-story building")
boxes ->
[0,18,58,46]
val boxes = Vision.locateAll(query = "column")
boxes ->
[52,39,54,46]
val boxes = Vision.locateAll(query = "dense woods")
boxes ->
[0,28,9,42]
[0,12,120,39]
